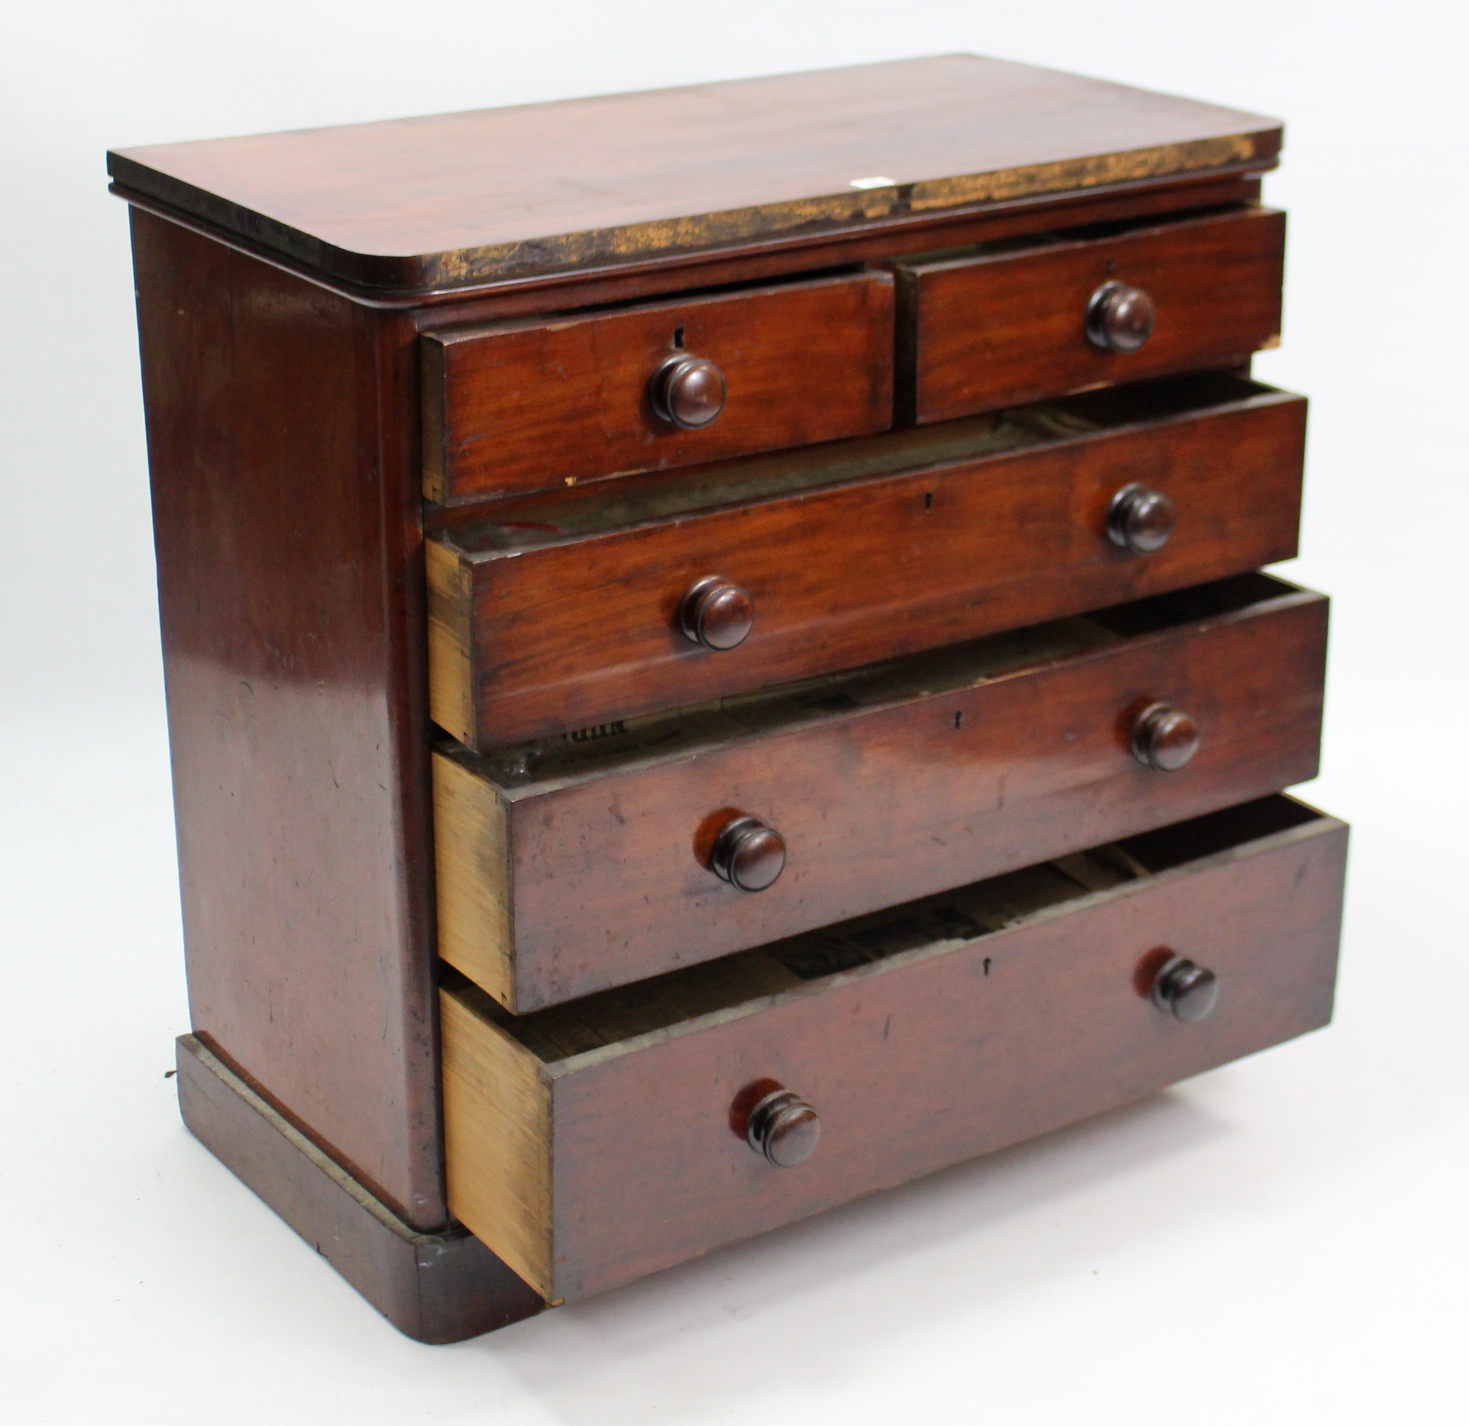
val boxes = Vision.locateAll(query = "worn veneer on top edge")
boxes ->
[107,55,1280,293]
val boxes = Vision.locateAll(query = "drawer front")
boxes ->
[434,577,1327,1011]
[422,271,894,504]
[429,376,1304,751]
[897,207,1285,424]
[441,798,1348,1302]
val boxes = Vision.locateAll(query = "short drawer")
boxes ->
[894,206,1285,423]
[434,573,1327,1012]
[428,372,1305,751]
[422,270,894,504]
[441,794,1346,1303]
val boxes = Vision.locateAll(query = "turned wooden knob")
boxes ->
[1106,483,1176,554]
[1152,954,1220,1022]
[1131,703,1200,772]
[679,576,754,650]
[746,1085,821,1166]
[649,354,727,429]
[1086,280,1156,353]
[710,814,786,892]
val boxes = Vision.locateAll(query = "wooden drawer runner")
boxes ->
[429,372,1305,751]
[434,573,1326,1012]
[422,270,894,504]
[442,794,1347,1303]
[894,205,1285,423]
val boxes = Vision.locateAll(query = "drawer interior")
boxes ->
[445,570,1309,793]
[448,793,1325,1066]
[430,371,1285,555]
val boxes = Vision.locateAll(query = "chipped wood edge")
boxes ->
[439,984,554,1298]
[432,751,516,1008]
[118,139,1283,293]
[419,133,1275,289]
[426,538,475,745]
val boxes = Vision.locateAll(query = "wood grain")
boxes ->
[441,796,1347,1301]
[430,373,1305,751]
[118,56,1327,1334]
[434,574,1328,1011]
[130,209,446,1228]
[432,756,514,1008]
[423,271,894,503]
[898,205,1285,422]
[107,56,1280,293]
[118,166,1265,316]
[439,994,552,1298]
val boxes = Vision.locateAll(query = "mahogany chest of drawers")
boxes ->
[111,55,1346,1341]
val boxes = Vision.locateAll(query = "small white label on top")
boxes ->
[849,176,896,190]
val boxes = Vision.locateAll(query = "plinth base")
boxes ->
[175,1034,545,1343]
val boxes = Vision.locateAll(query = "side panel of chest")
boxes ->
[130,209,444,1229]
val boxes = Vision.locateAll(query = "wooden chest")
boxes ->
[111,54,1344,1341]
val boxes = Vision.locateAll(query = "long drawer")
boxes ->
[433,573,1327,1012]
[421,270,895,504]
[428,372,1305,751]
[893,204,1285,423]
[441,794,1347,1303]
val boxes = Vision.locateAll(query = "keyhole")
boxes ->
[983,957,992,976]
[924,491,934,511]
[954,710,964,730]
[673,326,685,349]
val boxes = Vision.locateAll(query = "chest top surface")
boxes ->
[108,55,1279,295]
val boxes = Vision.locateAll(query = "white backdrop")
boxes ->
[3,4,1466,1422]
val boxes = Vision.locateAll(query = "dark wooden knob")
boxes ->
[649,355,727,429]
[679,575,754,650]
[1152,954,1220,1022]
[709,814,786,892]
[1085,280,1156,353]
[1131,703,1199,772]
[1106,483,1176,554]
[746,1086,821,1167]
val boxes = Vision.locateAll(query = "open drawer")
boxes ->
[421,269,895,504]
[441,794,1347,1304]
[428,371,1306,751]
[893,203,1285,423]
[434,573,1327,1011]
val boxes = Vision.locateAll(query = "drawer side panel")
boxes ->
[434,753,516,1007]
[440,991,554,1298]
